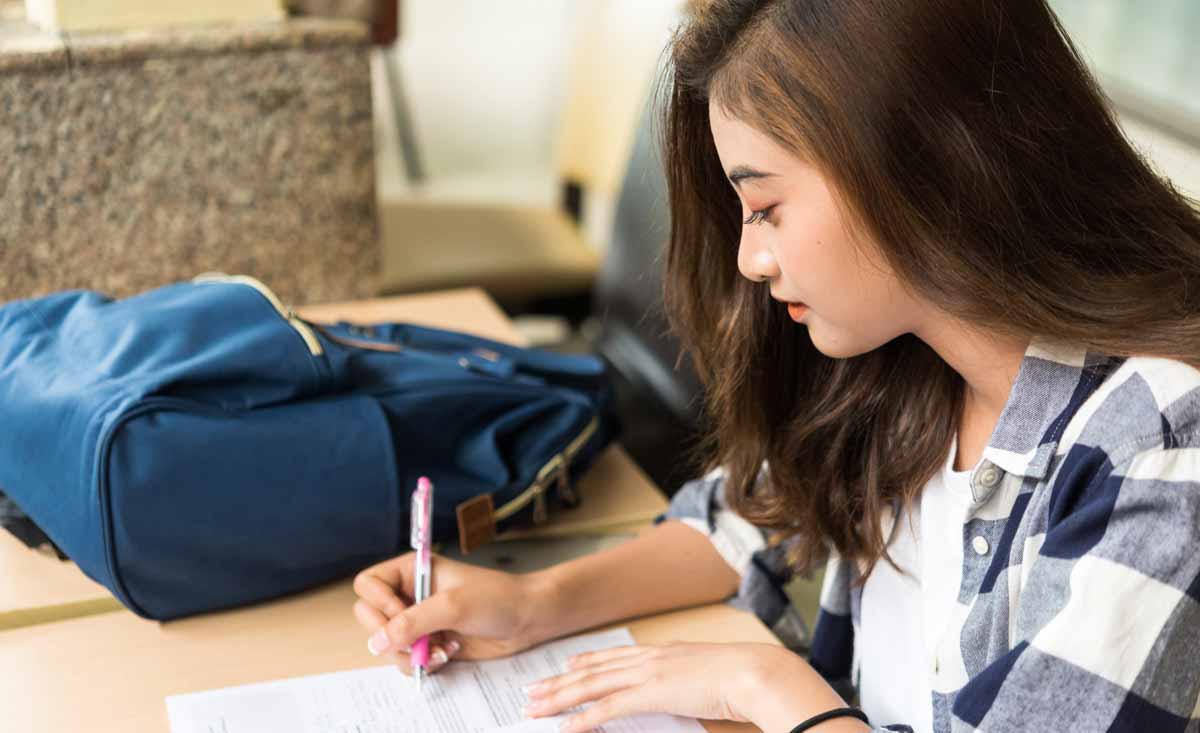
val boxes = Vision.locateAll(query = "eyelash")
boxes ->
[743,205,776,225]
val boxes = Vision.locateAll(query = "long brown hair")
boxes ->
[661,0,1200,578]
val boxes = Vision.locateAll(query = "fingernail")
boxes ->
[446,639,461,655]
[522,702,542,718]
[368,629,390,656]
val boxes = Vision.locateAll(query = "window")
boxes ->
[1052,0,1200,145]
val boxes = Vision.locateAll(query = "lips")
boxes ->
[786,302,808,322]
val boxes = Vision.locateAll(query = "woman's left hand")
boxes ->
[521,641,794,733]
[525,638,758,729]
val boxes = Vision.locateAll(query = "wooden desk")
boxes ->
[0,579,770,732]
[296,287,523,343]
[0,287,667,629]
[0,532,122,631]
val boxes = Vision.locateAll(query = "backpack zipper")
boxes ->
[493,415,598,525]
[192,273,324,357]
[194,273,598,528]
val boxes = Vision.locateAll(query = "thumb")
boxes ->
[368,591,460,656]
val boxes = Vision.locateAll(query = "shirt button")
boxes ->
[972,536,990,555]
[978,465,1001,488]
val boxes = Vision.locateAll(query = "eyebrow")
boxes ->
[726,165,776,188]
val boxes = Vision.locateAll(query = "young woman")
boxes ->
[352,1,1200,731]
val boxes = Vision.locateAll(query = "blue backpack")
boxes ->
[0,275,615,620]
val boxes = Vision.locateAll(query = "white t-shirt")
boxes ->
[856,437,977,733]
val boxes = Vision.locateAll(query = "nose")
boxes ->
[736,232,781,284]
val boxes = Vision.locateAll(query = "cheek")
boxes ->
[775,230,880,316]
[777,233,915,351]
[804,290,912,358]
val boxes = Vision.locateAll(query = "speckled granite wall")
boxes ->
[0,18,378,305]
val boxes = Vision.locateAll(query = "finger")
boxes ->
[566,645,644,670]
[369,591,462,656]
[359,552,415,585]
[558,687,654,733]
[355,554,418,601]
[353,599,390,636]
[427,639,463,672]
[357,600,427,662]
[527,655,647,699]
[396,638,462,675]
[524,666,644,718]
[354,569,412,617]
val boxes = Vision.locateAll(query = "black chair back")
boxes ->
[592,82,707,491]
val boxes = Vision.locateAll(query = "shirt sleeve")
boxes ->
[656,470,914,733]
[944,442,1200,731]
[654,467,812,653]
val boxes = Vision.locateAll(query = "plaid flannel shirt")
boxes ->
[655,336,1200,732]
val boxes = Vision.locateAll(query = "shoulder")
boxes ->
[1061,354,1200,464]
[1034,356,1200,588]
[1042,354,1200,545]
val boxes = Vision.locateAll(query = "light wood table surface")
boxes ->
[0,287,667,625]
[0,579,771,732]
[0,531,123,631]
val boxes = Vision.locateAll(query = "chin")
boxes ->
[806,322,881,360]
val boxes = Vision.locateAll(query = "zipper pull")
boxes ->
[532,482,549,524]
[456,352,516,379]
[556,463,580,508]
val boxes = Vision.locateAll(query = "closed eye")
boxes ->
[743,205,776,225]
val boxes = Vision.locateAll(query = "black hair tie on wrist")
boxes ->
[788,706,870,733]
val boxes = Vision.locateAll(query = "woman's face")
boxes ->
[708,100,927,358]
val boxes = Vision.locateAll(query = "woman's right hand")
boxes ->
[352,551,548,676]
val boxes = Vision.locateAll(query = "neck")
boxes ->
[913,316,1029,419]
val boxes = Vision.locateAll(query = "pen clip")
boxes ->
[411,477,433,550]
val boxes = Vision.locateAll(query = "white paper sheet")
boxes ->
[166,627,707,733]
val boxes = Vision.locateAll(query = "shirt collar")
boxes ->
[979,335,1118,483]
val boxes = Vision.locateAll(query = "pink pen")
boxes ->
[411,476,434,690]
